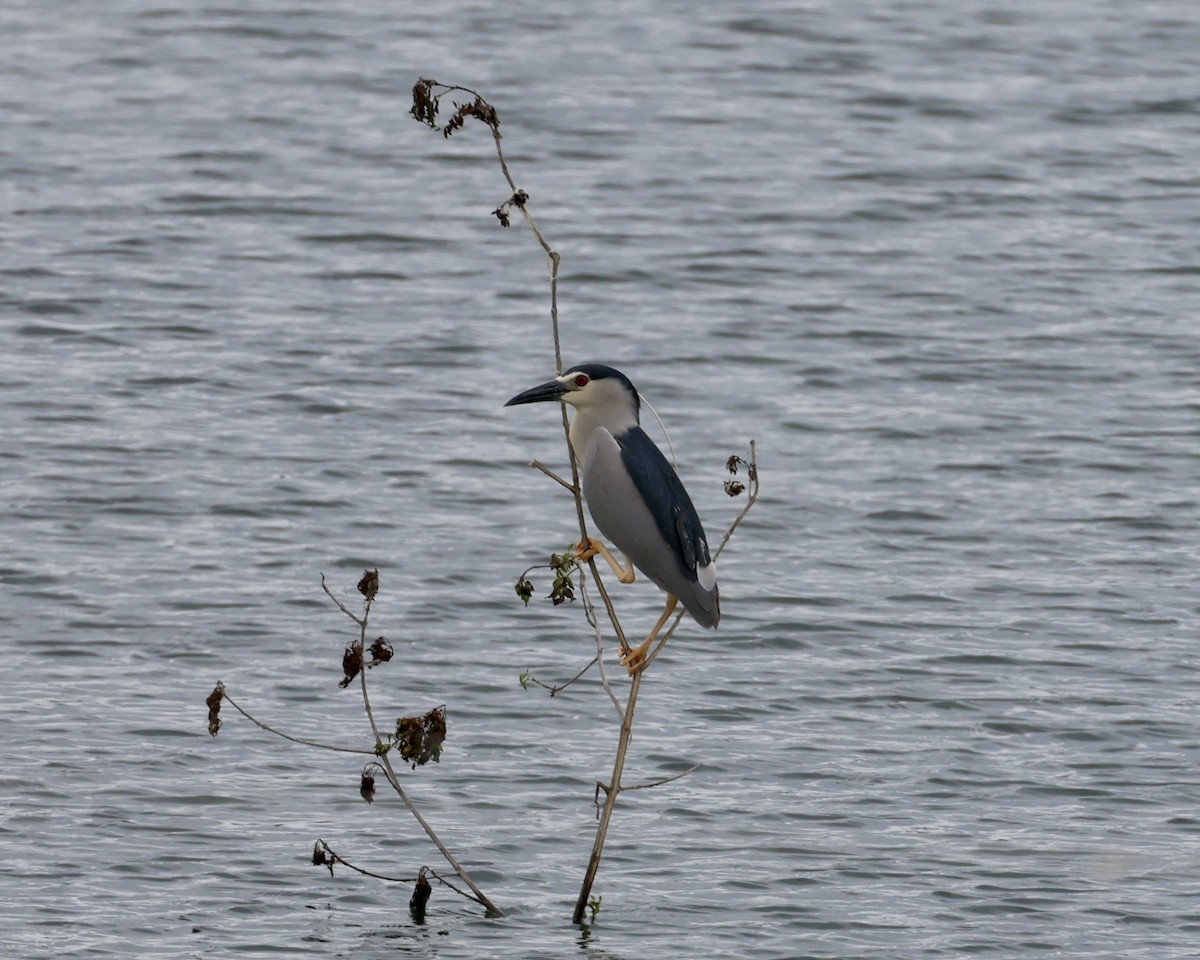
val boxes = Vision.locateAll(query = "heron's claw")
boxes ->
[618,640,651,675]
[574,538,636,584]
[573,537,602,564]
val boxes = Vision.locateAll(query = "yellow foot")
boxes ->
[573,537,636,584]
[618,639,652,675]
[618,595,679,674]
[573,537,602,564]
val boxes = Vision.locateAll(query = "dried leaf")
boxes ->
[360,764,377,804]
[358,568,379,601]
[410,867,433,918]
[206,682,224,736]
[514,577,534,605]
[443,96,500,138]
[410,78,439,127]
[393,706,447,769]
[311,841,335,877]
[339,640,363,688]
[368,636,393,665]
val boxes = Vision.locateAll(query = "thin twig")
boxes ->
[317,842,477,904]
[530,459,577,493]
[221,692,375,755]
[319,840,419,883]
[521,655,598,696]
[578,569,623,716]
[641,439,759,672]
[638,608,687,674]
[622,763,702,792]
[321,573,366,627]
[573,669,642,924]
[715,439,759,561]
[481,118,562,369]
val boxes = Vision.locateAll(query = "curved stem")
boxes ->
[353,610,505,917]
[221,692,374,755]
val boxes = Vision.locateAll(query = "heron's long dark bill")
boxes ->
[504,379,569,407]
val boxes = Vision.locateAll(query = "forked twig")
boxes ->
[530,459,577,493]
[621,763,702,792]
[315,840,477,903]
[521,655,599,697]
[641,439,760,672]
[322,576,504,917]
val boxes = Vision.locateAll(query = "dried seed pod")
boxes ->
[357,568,379,601]
[410,866,432,918]
[360,764,377,804]
[339,640,364,688]
[206,682,224,736]
[368,637,393,665]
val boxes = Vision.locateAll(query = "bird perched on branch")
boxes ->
[506,363,719,671]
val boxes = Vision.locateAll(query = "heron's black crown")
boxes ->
[563,363,640,418]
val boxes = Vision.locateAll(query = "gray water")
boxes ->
[3,1,1199,957]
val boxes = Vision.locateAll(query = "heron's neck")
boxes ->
[568,403,639,465]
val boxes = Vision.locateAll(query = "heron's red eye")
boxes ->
[574,374,589,387]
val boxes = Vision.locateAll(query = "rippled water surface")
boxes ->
[3,1,1199,957]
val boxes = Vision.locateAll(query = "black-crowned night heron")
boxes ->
[505,363,719,671]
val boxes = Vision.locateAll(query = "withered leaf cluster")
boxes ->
[443,97,500,138]
[357,568,379,601]
[514,551,581,609]
[514,576,534,605]
[548,552,576,606]
[393,706,447,769]
[410,78,439,128]
[339,640,364,688]
[410,79,501,140]
[338,636,394,688]
[360,762,380,804]
[368,636,393,664]
[312,841,335,876]
[492,189,529,228]
[206,682,224,736]
[410,867,433,919]
[725,453,757,497]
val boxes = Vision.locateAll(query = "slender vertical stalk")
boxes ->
[477,87,645,916]
[572,671,642,923]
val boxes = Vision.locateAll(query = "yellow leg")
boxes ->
[619,595,678,674]
[574,537,635,585]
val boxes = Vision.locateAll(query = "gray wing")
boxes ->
[581,426,719,628]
